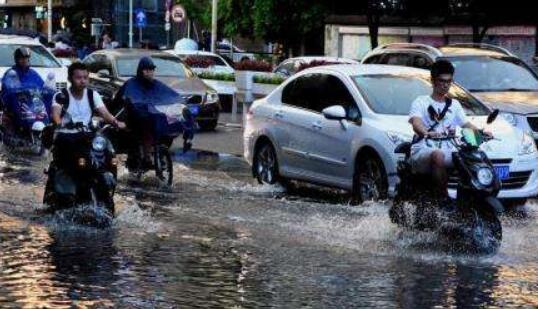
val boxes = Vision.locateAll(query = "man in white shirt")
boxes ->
[51,62,125,129]
[409,60,482,198]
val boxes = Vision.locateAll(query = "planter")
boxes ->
[202,79,236,95]
[253,83,278,96]
[235,70,255,91]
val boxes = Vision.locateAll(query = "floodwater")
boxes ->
[1,150,538,308]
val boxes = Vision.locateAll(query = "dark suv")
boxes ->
[362,43,538,142]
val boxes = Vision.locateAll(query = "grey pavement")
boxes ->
[172,112,245,156]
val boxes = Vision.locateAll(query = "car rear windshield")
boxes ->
[353,74,490,116]
[0,44,60,68]
[445,56,538,92]
[116,56,191,78]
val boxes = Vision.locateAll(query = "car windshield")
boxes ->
[353,74,490,116]
[116,56,191,78]
[0,44,60,68]
[445,56,538,92]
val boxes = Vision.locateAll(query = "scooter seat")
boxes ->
[394,142,411,155]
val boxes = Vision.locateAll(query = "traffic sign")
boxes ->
[135,8,147,28]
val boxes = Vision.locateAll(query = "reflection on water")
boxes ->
[1,151,538,307]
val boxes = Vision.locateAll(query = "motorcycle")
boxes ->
[43,115,118,222]
[390,110,504,253]
[0,71,55,155]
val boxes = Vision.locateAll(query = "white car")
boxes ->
[166,50,235,75]
[244,64,538,204]
[273,56,359,77]
[0,35,68,90]
[216,41,255,63]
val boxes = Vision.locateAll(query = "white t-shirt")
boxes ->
[409,95,468,151]
[52,88,105,126]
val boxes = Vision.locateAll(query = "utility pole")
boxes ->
[211,0,217,53]
[129,0,133,48]
[47,0,52,42]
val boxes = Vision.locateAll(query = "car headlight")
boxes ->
[477,167,494,186]
[519,132,537,155]
[387,131,412,145]
[500,112,518,127]
[205,92,219,104]
[92,136,107,152]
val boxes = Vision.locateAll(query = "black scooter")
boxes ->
[390,110,504,253]
[43,117,118,222]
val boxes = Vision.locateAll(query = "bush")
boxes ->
[253,75,285,85]
[52,48,77,58]
[184,55,215,69]
[198,71,235,82]
[234,59,273,72]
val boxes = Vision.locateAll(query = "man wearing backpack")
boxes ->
[409,60,484,200]
[51,62,125,129]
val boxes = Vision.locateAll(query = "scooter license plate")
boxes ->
[495,166,510,180]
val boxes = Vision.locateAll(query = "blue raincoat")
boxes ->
[117,57,196,141]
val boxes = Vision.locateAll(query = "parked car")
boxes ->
[0,34,68,91]
[167,50,235,75]
[216,41,255,63]
[273,56,359,77]
[82,49,220,131]
[362,43,538,144]
[244,64,538,205]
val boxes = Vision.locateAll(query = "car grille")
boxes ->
[56,82,67,90]
[448,161,531,190]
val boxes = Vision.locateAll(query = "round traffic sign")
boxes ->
[171,5,186,23]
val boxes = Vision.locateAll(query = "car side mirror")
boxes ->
[322,105,347,121]
[97,70,111,79]
[487,109,499,124]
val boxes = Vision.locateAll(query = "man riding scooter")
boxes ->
[43,62,126,215]
[0,47,55,153]
[408,60,490,205]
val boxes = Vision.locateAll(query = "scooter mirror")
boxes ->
[487,109,499,124]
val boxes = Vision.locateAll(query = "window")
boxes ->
[362,55,382,64]
[282,74,317,110]
[312,75,360,121]
[382,53,411,66]
[0,44,60,68]
[275,61,296,76]
[353,74,490,116]
[283,74,359,120]
[412,55,432,69]
[116,56,190,78]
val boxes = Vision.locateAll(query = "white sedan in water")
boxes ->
[244,64,538,204]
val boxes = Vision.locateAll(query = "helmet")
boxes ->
[14,47,31,61]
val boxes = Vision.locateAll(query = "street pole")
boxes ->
[211,0,217,53]
[47,0,52,42]
[129,0,133,48]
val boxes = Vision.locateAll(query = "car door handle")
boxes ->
[312,122,323,130]
[274,111,284,119]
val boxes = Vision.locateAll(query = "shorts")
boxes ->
[410,146,455,174]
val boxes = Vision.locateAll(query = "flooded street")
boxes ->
[1,150,538,308]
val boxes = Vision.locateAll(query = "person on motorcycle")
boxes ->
[50,62,125,129]
[1,47,44,90]
[409,60,486,201]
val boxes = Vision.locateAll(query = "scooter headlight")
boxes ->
[92,136,107,152]
[477,168,494,186]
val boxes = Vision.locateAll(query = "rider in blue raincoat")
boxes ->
[1,47,54,138]
[112,56,195,169]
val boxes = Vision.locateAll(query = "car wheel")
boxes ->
[199,119,218,131]
[352,154,388,204]
[254,142,285,186]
